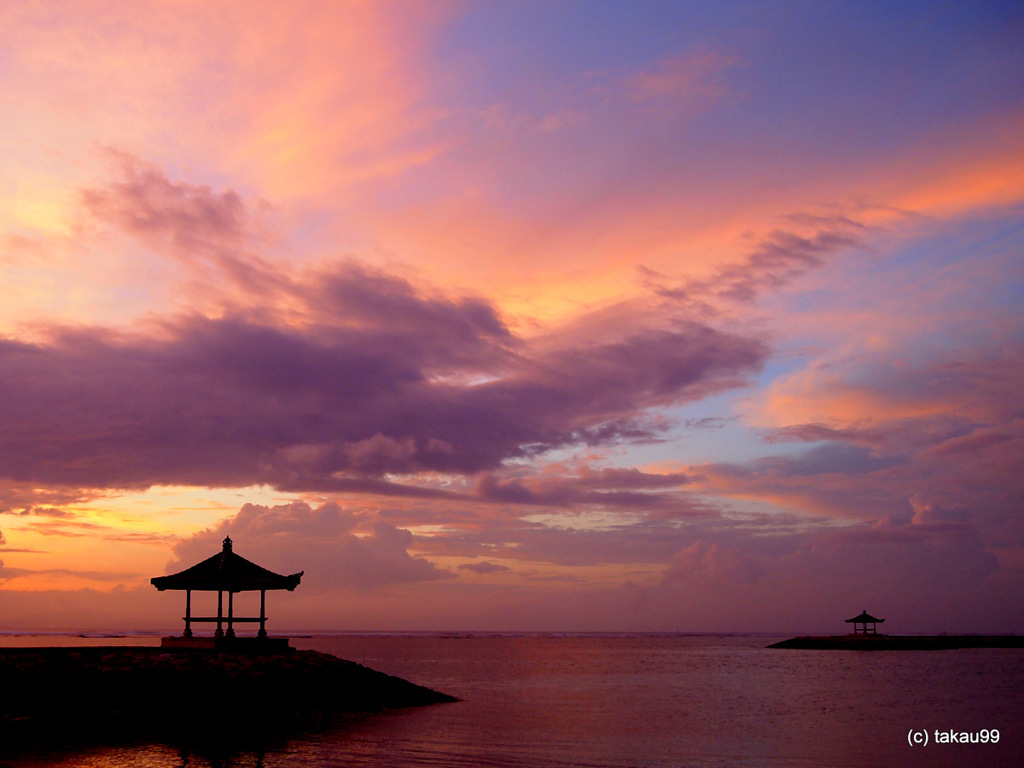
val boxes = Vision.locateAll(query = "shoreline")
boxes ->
[768,634,1024,650]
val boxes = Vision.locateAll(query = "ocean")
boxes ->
[0,633,1020,767]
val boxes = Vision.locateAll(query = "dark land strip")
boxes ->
[768,634,1024,650]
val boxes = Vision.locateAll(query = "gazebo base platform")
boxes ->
[159,635,294,654]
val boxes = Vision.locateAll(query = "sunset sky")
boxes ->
[1,1,1022,633]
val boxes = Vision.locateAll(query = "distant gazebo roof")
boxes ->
[151,537,302,644]
[845,610,885,635]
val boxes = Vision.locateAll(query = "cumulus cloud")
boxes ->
[662,541,763,586]
[631,520,1010,632]
[811,517,999,593]
[165,501,451,591]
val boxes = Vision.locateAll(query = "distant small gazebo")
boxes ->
[846,610,885,635]
[151,537,302,647]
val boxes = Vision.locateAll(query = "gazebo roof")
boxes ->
[845,610,884,624]
[151,537,302,592]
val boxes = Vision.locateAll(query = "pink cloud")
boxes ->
[82,152,250,255]
[165,501,451,591]
[623,51,739,107]
[662,541,763,585]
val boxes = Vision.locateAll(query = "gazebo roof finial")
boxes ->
[223,536,233,552]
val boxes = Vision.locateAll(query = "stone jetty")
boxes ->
[768,634,1024,650]
[0,646,457,729]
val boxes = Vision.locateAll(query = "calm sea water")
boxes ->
[0,633,1020,767]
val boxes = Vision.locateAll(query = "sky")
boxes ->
[0,0,1022,634]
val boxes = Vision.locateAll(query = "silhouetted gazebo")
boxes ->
[846,609,885,635]
[151,537,302,645]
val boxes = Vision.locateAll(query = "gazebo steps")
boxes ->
[159,635,293,654]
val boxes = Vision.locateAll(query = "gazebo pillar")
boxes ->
[258,589,268,638]
[184,589,193,638]
[227,591,236,638]
[215,590,224,637]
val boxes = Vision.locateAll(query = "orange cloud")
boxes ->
[887,111,1024,218]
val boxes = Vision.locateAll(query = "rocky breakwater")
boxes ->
[768,634,1024,650]
[0,647,457,729]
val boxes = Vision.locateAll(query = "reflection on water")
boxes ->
[1,634,1022,767]
[0,634,163,648]
[3,709,380,768]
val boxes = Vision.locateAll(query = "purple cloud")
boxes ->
[751,442,904,477]
[0,263,766,497]
[458,561,511,575]
[82,152,249,252]
[641,213,865,309]
[474,466,695,509]
[694,340,1024,572]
